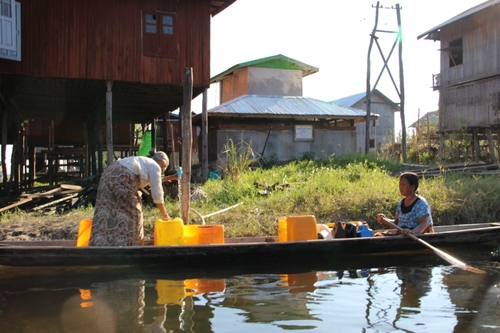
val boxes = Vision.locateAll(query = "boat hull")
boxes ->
[1,223,499,267]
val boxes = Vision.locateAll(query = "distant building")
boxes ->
[195,54,375,163]
[331,89,399,153]
[418,0,500,162]
[409,111,439,130]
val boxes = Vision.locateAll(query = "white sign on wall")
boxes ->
[294,125,313,141]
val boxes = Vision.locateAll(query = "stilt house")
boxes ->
[418,0,500,162]
[0,0,236,188]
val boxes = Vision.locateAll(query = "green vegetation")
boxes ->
[162,152,500,238]
[2,153,500,240]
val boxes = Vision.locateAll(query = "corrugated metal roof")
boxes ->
[417,0,500,40]
[331,92,366,108]
[330,89,399,111]
[208,95,371,119]
[210,54,319,83]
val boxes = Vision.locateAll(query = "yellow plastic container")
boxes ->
[280,272,318,293]
[183,224,199,245]
[183,225,225,245]
[278,215,318,242]
[79,289,94,308]
[154,217,184,246]
[197,225,224,244]
[77,219,92,247]
[184,279,226,296]
[156,279,185,305]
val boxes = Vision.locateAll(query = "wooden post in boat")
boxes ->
[201,88,208,182]
[180,68,193,224]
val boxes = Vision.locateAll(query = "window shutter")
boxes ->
[0,0,20,61]
[0,0,15,51]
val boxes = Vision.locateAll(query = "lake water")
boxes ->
[0,245,499,333]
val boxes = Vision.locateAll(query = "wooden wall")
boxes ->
[0,0,211,86]
[220,68,249,104]
[439,77,500,131]
[437,3,500,131]
[439,5,500,87]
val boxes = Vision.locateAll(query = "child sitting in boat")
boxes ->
[375,172,434,236]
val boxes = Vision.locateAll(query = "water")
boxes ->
[0,247,499,333]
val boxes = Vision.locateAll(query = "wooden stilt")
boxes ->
[1,106,8,194]
[473,127,479,161]
[486,127,497,163]
[105,81,114,166]
[97,108,103,174]
[439,132,445,163]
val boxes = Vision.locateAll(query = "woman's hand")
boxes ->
[376,213,385,224]
[156,203,171,221]
[401,228,412,236]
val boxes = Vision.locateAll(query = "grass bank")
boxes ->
[165,153,500,237]
[2,153,500,240]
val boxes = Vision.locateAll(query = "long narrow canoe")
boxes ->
[0,223,499,268]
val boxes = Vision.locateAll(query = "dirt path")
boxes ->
[0,214,155,242]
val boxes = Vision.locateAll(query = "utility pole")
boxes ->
[366,2,406,162]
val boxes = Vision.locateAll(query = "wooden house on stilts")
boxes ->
[418,0,500,163]
[0,0,236,192]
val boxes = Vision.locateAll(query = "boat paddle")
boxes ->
[379,217,486,274]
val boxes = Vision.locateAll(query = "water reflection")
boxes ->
[0,257,499,332]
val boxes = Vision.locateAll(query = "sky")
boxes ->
[193,0,486,132]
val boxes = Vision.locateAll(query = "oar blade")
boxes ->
[464,265,486,274]
[433,247,486,274]
[380,218,486,274]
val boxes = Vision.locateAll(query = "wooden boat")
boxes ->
[0,223,499,268]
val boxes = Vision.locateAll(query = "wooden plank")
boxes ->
[29,187,61,198]
[0,198,32,213]
[60,184,83,191]
[30,193,78,211]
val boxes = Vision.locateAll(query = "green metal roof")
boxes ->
[210,54,319,83]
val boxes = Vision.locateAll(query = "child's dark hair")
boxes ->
[400,172,419,191]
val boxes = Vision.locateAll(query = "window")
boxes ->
[449,38,463,67]
[369,139,375,149]
[0,0,20,61]
[162,15,173,34]
[0,0,11,17]
[143,11,177,58]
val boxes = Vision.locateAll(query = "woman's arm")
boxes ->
[409,215,430,234]
[376,213,398,224]
[156,203,170,221]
